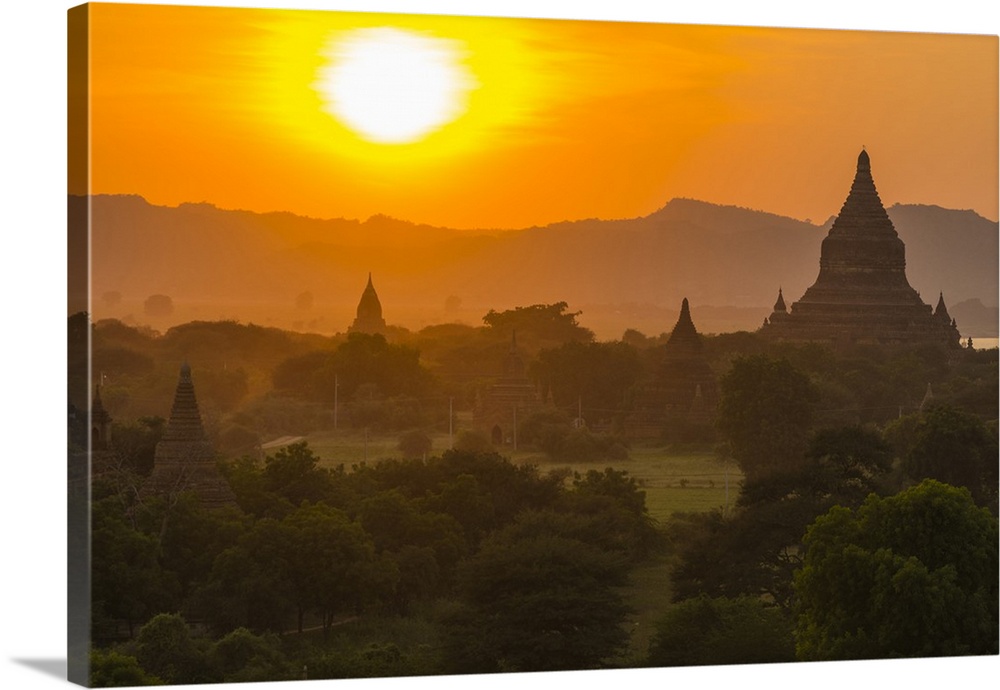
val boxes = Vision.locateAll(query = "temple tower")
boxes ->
[625,299,718,440]
[761,150,961,348]
[349,273,387,335]
[473,331,544,445]
[145,362,236,508]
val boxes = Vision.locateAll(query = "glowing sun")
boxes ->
[315,27,476,144]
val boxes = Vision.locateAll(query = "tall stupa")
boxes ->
[761,149,961,348]
[145,362,236,508]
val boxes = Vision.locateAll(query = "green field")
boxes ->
[285,431,740,525]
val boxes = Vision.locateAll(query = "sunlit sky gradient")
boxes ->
[81,3,998,229]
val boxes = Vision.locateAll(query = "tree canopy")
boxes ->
[716,354,818,483]
[794,480,999,660]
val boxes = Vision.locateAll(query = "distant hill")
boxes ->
[80,194,998,338]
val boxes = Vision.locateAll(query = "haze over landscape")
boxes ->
[83,192,998,340]
[63,3,999,687]
[73,4,998,341]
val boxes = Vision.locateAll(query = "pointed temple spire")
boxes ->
[773,288,787,313]
[760,149,961,348]
[145,362,236,508]
[159,360,208,444]
[503,330,527,379]
[934,292,952,323]
[349,272,387,335]
[666,298,702,353]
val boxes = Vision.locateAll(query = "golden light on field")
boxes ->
[314,27,476,144]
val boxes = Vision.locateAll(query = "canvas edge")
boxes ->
[67,3,92,687]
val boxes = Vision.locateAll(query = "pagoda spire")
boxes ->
[934,292,952,323]
[667,298,700,350]
[773,287,787,313]
[349,273,387,334]
[160,360,207,444]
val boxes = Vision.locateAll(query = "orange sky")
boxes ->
[78,3,999,228]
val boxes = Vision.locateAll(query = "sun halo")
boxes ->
[314,27,477,145]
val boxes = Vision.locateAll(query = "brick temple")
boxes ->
[760,149,961,348]
[144,362,236,508]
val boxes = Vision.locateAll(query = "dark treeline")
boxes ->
[74,306,999,684]
[72,304,997,459]
[89,445,656,683]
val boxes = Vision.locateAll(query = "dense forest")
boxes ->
[69,305,999,685]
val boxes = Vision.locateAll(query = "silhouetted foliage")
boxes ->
[441,513,631,673]
[717,354,818,482]
[647,595,795,667]
[272,333,435,414]
[89,648,164,687]
[531,340,640,421]
[397,430,432,459]
[143,294,174,317]
[887,404,998,511]
[483,302,594,344]
[134,613,210,685]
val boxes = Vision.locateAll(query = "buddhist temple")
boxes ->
[625,299,718,440]
[145,362,236,508]
[473,331,545,445]
[760,150,961,348]
[349,273,387,335]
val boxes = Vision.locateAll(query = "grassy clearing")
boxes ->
[618,555,676,664]
[294,431,741,524]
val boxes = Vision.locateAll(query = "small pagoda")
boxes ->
[625,299,718,440]
[348,273,387,335]
[144,362,236,508]
[473,331,545,445]
[761,149,961,348]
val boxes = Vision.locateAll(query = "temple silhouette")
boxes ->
[349,273,388,335]
[760,149,961,348]
[473,331,546,445]
[625,298,718,440]
[144,362,236,508]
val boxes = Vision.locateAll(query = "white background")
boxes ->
[1,2,997,689]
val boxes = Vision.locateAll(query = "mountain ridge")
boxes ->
[76,194,998,338]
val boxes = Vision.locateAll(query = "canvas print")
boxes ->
[67,2,999,687]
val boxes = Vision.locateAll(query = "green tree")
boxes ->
[191,518,295,635]
[531,340,640,420]
[442,516,631,673]
[262,441,336,508]
[272,332,434,405]
[134,613,210,685]
[398,430,433,459]
[717,354,818,483]
[208,627,290,683]
[794,480,999,660]
[90,498,176,641]
[890,404,998,510]
[89,648,164,687]
[483,302,594,343]
[647,595,795,667]
[278,502,397,634]
[670,426,895,609]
